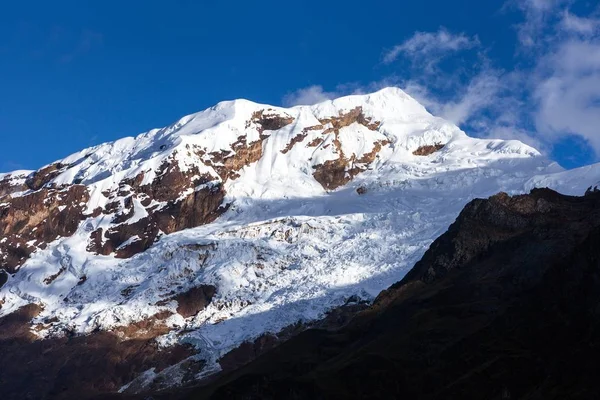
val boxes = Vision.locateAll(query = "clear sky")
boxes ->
[1,0,599,172]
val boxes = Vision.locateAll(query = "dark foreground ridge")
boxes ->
[155,188,600,400]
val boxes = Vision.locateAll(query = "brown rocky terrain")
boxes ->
[0,109,298,270]
[160,188,600,400]
[157,285,217,318]
[413,143,445,156]
[0,304,194,400]
[0,105,397,272]
[0,185,90,272]
[0,173,28,199]
[311,107,387,190]
[87,163,227,259]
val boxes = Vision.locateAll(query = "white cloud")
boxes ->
[509,0,568,47]
[533,39,600,151]
[560,11,600,36]
[439,72,503,125]
[505,0,600,154]
[383,28,478,67]
[401,75,498,126]
[282,85,340,106]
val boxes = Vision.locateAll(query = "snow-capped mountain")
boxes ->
[1,87,599,393]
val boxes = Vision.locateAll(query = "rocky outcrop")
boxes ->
[0,109,295,268]
[248,110,295,134]
[316,106,380,132]
[0,305,194,400]
[25,163,68,190]
[185,189,600,400]
[206,136,267,181]
[0,174,28,199]
[413,143,444,156]
[281,132,308,154]
[0,185,89,272]
[111,310,175,340]
[313,139,389,191]
[156,285,217,318]
[311,107,387,191]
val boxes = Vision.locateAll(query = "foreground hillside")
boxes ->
[1,88,600,398]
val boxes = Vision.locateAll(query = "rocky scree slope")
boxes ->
[1,88,600,397]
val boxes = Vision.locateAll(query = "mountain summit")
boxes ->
[0,88,599,397]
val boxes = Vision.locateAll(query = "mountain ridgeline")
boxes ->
[0,88,599,398]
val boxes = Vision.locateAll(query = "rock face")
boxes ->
[0,185,89,272]
[0,172,28,199]
[0,305,194,400]
[188,189,600,400]
[167,285,217,318]
[311,106,386,191]
[412,143,444,156]
[87,167,227,258]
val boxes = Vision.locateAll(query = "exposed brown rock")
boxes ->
[0,303,43,341]
[317,106,380,132]
[355,139,389,164]
[413,143,445,156]
[313,158,352,191]
[43,266,66,285]
[25,163,67,191]
[0,174,28,199]
[281,132,308,154]
[280,124,329,154]
[309,107,386,191]
[0,305,194,400]
[307,137,325,148]
[313,140,389,191]
[0,185,89,272]
[86,158,227,259]
[221,138,264,180]
[167,285,218,318]
[112,310,174,340]
[206,135,267,181]
[248,110,294,134]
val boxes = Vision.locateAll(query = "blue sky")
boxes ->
[1,0,599,172]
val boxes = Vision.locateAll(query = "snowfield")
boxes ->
[1,87,599,389]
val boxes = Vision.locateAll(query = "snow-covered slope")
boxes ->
[0,87,598,390]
